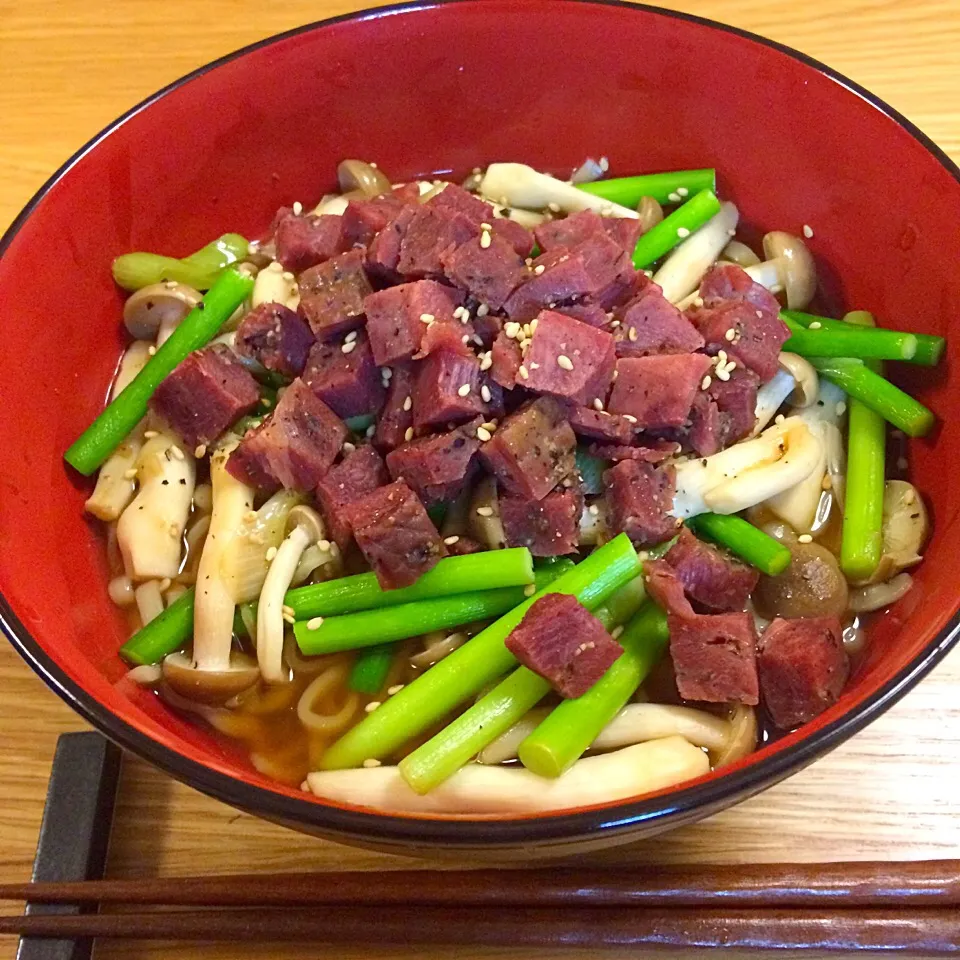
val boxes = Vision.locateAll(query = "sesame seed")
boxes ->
[419,312,435,324]
[627,326,638,342]
[476,506,494,517]
[600,203,614,216]
[477,304,489,317]
[504,321,521,338]
[457,383,471,397]
[593,398,604,411]
[836,402,847,416]
[623,414,637,423]
[477,426,492,442]
[481,420,498,430]
[244,510,258,523]
[443,535,460,546]
[533,264,546,275]
[148,345,157,356]
[529,361,539,369]
[317,539,331,552]
[282,270,295,281]
[724,328,737,341]
[803,224,814,238]
[170,446,184,461]
[599,156,610,172]
[344,330,358,343]
[480,222,493,231]
[292,201,303,215]
[480,230,492,249]
[523,583,536,597]
[364,701,381,713]
[387,684,405,696]
[518,365,529,379]
[123,468,137,480]
[557,355,574,371]
[677,187,689,197]
[281,604,295,617]
[798,534,813,544]
[715,367,731,381]
[381,367,393,380]
[611,625,625,639]
[770,283,784,294]
[547,201,561,213]
[341,340,357,354]
[479,352,493,371]
[701,375,712,390]
[194,444,207,458]
[404,427,414,442]
[481,384,492,403]
[402,394,412,411]
[362,758,382,768]
[589,504,599,516]
[366,424,376,438]
[667,191,681,203]
[282,613,295,625]
[775,414,785,424]
[342,441,356,454]
[144,430,158,439]
[266,546,278,562]
[677,227,691,238]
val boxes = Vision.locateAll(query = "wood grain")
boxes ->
[1,1,959,958]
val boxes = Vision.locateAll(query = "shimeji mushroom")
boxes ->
[478,163,639,218]
[85,340,153,521]
[468,475,506,548]
[123,281,201,344]
[719,239,762,268]
[854,479,930,585]
[743,231,817,310]
[337,159,393,197]
[672,416,823,518]
[652,201,740,304]
[116,431,195,580]
[251,261,299,311]
[306,736,708,814]
[256,505,330,683]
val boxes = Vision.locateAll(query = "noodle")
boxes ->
[297,661,361,735]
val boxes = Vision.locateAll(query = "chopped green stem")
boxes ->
[686,513,791,576]
[518,603,669,778]
[577,169,716,207]
[344,413,376,433]
[65,269,255,474]
[783,310,945,366]
[111,234,249,291]
[631,189,721,269]
[809,357,935,437]
[782,316,919,362]
[348,644,396,695]
[398,573,649,793]
[575,446,609,496]
[295,565,565,655]
[283,549,535,620]
[120,588,195,666]
[840,311,886,580]
[318,534,640,771]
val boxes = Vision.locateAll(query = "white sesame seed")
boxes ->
[589,504,600,516]
[770,283,784,294]
[381,367,393,379]
[600,203,614,216]
[281,604,295,617]
[170,446,184,461]
[836,401,847,416]
[724,328,737,342]
[342,441,356,454]
[627,326,638,342]
[362,758,382,768]
[404,427,414,442]
[123,468,137,480]
[701,375,712,390]
[148,345,157,356]
[194,444,207,458]
[523,583,536,597]
[803,224,814,238]
[809,321,822,330]
[344,330,358,343]
[341,340,357,354]
[476,506,494,517]
[557,355,574,371]
[599,156,610,172]
[144,430,158,439]
[387,684,405,696]
[547,202,561,213]
[457,383,471,397]
[282,271,295,281]
[476,427,492,442]
[677,187,689,197]
[529,361,539,369]
[798,534,813,544]
[775,413,785,424]
[481,384,492,403]
[305,616,324,631]
[593,398,604,411]
[402,395,412,411]
[479,352,493,371]
[693,296,704,308]
[481,420,498,431]
[677,227,691,238]
[715,367,731,381]
[504,321,521,339]
[420,312,435,324]
[480,230,492,249]
[453,305,466,320]
[443,535,460,545]
[266,546,278,562]
[480,222,493,231]
[364,701,381,714]
[667,192,681,203]
[292,201,303,215]
[623,414,637,424]
[283,613,295,625]
[244,510,258,523]
[518,365,529,380]
[717,350,728,363]
[533,264,546,275]
[366,424,376,438]
[611,625,624,639]
[318,539,332,552]
[477,304,490,317]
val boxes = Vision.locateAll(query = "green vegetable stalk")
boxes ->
[685,513,791,576]
[112,234,249,291]
[577,169,716,207]
[631,189,722,269]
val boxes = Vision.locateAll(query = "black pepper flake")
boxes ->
[161,479,169,485]
[179,478,187,485]
[197,302,205,310]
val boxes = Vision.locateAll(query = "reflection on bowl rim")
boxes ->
[2,0,959,851]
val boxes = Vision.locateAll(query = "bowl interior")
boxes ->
[1,0,959,848]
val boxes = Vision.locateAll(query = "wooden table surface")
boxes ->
[1,1,959,957]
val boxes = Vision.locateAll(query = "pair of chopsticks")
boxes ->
[2,860,959,950]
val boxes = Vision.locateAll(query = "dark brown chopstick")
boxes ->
[1,905,958,951]
[1,859,958,910]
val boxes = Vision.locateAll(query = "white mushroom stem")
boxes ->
[478,708,551,764]
[134,580,165,626]
[307,737,708,814]
[488,202,548,229]
[753,369,797,436]
[116,432,195,580]
[743,259,782,292]
[193,441,254,672]
[672,416,823,518]
[85,340,153,521]
[478,163,638,218]
[652,201,740,304]
[252,261,299,310]
[310,194,349,216]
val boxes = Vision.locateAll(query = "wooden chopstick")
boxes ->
[2,859,959,909]
[1,905,959,951]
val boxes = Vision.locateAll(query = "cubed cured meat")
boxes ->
[366,205,417,280]
[235,302,315,379]
[412,350,485,429]
[490,217,535,258]
[505,593,622,699]
[613,284,704,358]
[607,354,712,430]
[480,397,576,500]
[668,611,759,704]
[557,303,609,327]
[644,559,695,619]
[565,405,635,444]
[534,210,607,252]
[665,527,759,613]
[373,365,415,452]
[442,233,527,311]
[699,262,781,316]
[417,318,478,360]
[363,280,463,366]
[297,250,374,341]
[603,459,677,546]
[226,379,346,491]
[692,300,789,383]
[150,344,259,450]
[520,310,616,405]
[397,207,478,279]
[346,196,406,240]
[386,420,480,506]
[688,370,759,456]
[602,217,644,257]
[345,479,446,589]
[500,487,582,556]
[428,184,534,257]
[303,332,386,420]
[490,331,523,388]
[314,444,389,548]
[471,310,503,348]
[274,212,355,274]
[758,617,849,729]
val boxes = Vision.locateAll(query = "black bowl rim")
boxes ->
[2,0,959,850]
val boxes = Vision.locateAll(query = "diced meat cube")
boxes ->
[150,344,259,450]
[235,302,315,379]
[607,354,713,430]
[500,488,582,556]
[557,303,609,327]
[505,593,622,698]
[602,218,643,257]
[534,210,607,252]
[314,444,389,548]
[412,350,485,429]
[480,397,576,500]
[417,318,477,360]
[397,207,477,279]
[386,420,481,506]
[226,379,346,491]
[444,535,483,556]
[346,196,404,240]
[669,611,759,704]
[366,205,417,281]
[303,332,386,420]
[693,300,790,384]
[442,233,527,310]
[613,284,704,357]
[589,440,679,463]
[274,212,355,274]
[644,559,696,619]
[665,527,759,612]
[471,310,502,348]
[595,267,646,312]
[490,331,523,388]
[363,280,463,366]
[688,370,759,456]
[603,459,677,546]
[565,405,635,444]
[699,262,781,316]
[373,365,414,452]
[297,250,374,341]
[758,617,849,729]
[344,479,446,589]
[490,218,535,258]
[427,182,494,222]
[521,310,616,404]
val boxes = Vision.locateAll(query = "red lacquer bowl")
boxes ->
[1,0,958,857]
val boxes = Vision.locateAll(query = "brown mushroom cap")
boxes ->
[162,651,260,705]
[858,480,930,584]
[123,282,201,339]
[337,159,392,198]
[778,352,819,407]
[286,504,327,542]
[719,239,761,268]
[754,538,849,619]
[636,196,664,234]
[762,231,817,310]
